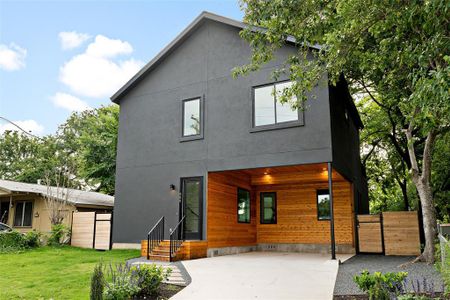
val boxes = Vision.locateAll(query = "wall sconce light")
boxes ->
[170,184,176,191]
[34,212,39,218]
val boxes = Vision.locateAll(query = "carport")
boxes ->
[173,252,353,300]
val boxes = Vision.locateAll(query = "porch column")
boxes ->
[328,162,336,260]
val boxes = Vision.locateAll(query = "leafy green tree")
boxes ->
[0,131,60,183]
[234,0,449,263]
[57,105,119,195]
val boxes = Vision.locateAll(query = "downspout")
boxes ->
[328,162,336,260]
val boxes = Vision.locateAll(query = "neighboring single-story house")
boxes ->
[0,179,114,234]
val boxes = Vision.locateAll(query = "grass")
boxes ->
[0,246,140,300]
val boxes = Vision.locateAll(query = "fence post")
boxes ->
[439,233,448,269]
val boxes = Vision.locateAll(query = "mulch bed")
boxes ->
[132,284,185,300]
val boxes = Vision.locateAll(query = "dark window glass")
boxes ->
[23,202,33,226]
[184,179,201,235]
[13,201,33,227]
[237,188,250,223]
[183,98,201,137]
[0,201,10,224]
[254,81,298,127]
[317,189,331,220]
[13,202,23,226]
[260,192,276,224]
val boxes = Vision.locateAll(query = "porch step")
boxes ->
[141,240,184,262]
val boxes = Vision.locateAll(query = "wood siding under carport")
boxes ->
[206,164,355,250]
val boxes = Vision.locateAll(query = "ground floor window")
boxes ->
[260,192,276,224]
[0,201,10,223]
[317,189,331,220]
[14,201,33,227]
[237,188,250,223]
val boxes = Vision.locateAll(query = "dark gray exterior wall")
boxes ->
[329,83,369,214]
[113,20,337,244]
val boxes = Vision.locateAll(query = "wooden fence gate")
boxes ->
[357,211,421,256]
[71,212,113,250]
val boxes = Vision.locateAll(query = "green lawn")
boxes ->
[0,246,140,300]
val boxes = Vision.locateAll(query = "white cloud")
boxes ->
[59,31,91,50]
[51,92,92,112]
[59,35,143,98]
[0,119,44,135]
[86,35,133,58]
[0,43,27,71]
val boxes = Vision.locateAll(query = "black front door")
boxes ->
[181,177,203,240]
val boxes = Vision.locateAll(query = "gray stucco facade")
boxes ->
[112,13,368,245]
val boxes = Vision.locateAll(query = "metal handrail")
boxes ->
[147,216,164,260]
[169,216,185,261]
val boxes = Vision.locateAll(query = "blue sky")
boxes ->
[0,0,243,135]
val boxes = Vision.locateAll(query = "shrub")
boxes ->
[103,282,140,300]
[353,270,408,300]
[24,230,41,248]
[0,231,26,252]
[0,230,41,252]
[133,264,172,295]
[103,263,140,300]
[90,263,105,300]
[47,224,70,246]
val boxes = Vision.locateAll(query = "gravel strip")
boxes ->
[334,255,445,296]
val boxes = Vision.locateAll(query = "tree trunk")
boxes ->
[400,180,409,211]
[412,176,437,263]
[405,119,437,264]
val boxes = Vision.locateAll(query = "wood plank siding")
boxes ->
[207,164,355,249]
[207,172,257,249]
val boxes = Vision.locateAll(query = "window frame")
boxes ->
[237,187,251,224]
[13,201,33,228]
[251,80,304,132]
[260,192,277,224]
[316,189,331,221]
[180,96,204,142]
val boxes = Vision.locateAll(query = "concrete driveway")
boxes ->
[172,252,352,300]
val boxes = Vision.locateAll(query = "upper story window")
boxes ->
[253,81,299,127]
[182,97,202,137]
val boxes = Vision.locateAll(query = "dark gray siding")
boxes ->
[114,20,334,243]
[329,83,369,214]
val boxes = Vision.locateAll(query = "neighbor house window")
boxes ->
[237,188,250,223]
[14,201,33,227]
[260,192,276,224]
[182,98,201,137]
[253,81,299,127]
[317,189,331,220]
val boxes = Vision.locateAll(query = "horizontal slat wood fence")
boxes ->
[357,211,420,256]
[71,212,112,250]
[357,214,383,253]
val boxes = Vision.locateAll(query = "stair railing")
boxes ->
[147,216,165,260]
[169,215,185,261]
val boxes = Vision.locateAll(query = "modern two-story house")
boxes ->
[110,12,369,261]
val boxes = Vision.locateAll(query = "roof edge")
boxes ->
[110,11,321,103]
